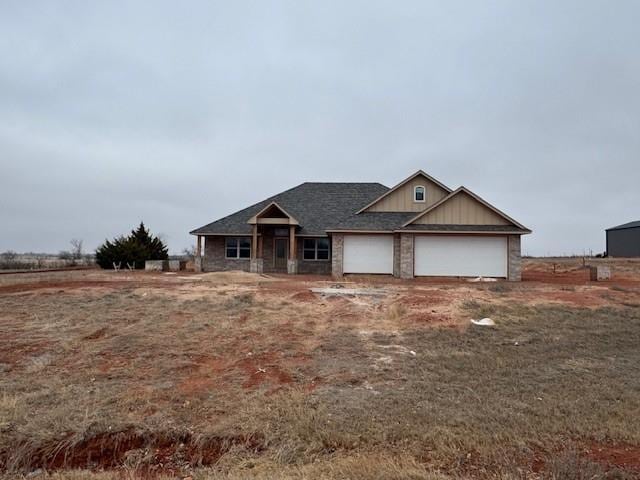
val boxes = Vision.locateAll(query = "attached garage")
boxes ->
[414,235,508,278]
[343,235,394,274]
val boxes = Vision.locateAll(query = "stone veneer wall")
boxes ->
[393,234,401,277]
[399,234,414,279]
[331,234,344,278]
[507,235,522,281]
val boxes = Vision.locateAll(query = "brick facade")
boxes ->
[203,234,331,275]
[203,236,251,272]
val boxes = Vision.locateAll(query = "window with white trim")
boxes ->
[414,185,426,202]
[225,237,251,259]
[303,238,330,260]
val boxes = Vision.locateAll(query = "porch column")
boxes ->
[250,225,263,274]
[194,235,202,272]
[287,225,298,274]
[251,224,258,259]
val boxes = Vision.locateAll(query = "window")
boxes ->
[414,185,426,202]
[303,238,330,260]
[225,237,251,259]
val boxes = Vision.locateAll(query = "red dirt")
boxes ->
[0,339,52,366]
[406,312,453,324]
[83,327,109,340]
[4,429,263,474]
[235,353,294,389]
[584,441,640,472]
[290,290,317,302]
[0,276,187,294]
[401,292,449,307]
[537,290,607,307]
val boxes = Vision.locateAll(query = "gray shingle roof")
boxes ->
[326,212,417,231]
[607,220,640,231]
[190,182,389,236]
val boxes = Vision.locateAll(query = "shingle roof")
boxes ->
[326,212,417,231]
[607,221,640,231]
[190,182,389,236]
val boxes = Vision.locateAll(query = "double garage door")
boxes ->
[343,234,507,277]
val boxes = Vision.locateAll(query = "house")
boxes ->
[606,221,640,257]
[190,171,531,280]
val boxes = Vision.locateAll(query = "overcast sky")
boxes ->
[1,1,639,256]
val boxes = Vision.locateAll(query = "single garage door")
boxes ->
[414,235,507,277]
[343,235,394,274]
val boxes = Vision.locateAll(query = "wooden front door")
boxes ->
[274,238,288,270]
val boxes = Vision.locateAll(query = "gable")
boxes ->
[362,172,451,213]
[257,203,289,219]
[407,190,514,226]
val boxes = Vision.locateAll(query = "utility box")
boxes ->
[589,266,611,281]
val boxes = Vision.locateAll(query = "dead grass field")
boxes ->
[1,259,640,479]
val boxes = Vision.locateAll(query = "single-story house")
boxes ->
[190,170,531,280]
[606,221,640,257]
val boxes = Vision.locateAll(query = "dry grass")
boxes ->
[1,261,640,478]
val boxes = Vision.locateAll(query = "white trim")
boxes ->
[397,230,526,235]
[326,230,395,234]
[193,233,254,236]
[413,185,426,203]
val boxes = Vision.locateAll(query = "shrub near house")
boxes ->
[96,222,168,269]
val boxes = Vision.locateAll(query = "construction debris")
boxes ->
[310,287,387,297]
[471,318,496,326]
[468,276,498,283]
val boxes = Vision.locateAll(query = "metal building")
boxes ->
[606,221,640,257]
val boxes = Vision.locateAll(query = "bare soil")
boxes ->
[1,259,639,479]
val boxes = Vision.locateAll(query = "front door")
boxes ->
[274,238,288,270]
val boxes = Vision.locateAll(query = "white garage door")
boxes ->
[343,235,394,274]
[414,235,507,277]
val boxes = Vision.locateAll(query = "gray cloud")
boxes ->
[1,0,639,255]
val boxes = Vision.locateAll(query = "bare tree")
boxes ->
[70,239,83,261]
[59,239,84,266]
[182,245,196,259]
[1,250,17,262]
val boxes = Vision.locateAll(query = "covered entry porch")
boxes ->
[248,202,299,274]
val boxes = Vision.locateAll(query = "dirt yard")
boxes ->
[1,259,639,479]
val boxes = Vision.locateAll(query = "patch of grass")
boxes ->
[2,272,640,478]
[487,283,511,294]
[387,302,407,321]
[225,292,255,311]
[610,285,629,293]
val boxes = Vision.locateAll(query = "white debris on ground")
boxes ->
[310,287,387,296]
[468,276,498,282]
[471,318,496,326]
